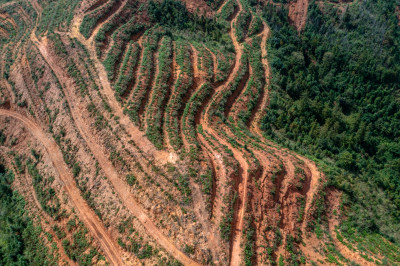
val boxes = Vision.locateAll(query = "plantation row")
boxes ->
[94,0,140,58]
[80,0,122,38]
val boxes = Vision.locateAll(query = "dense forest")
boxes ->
[262,0,400,243]
[0,164,56,265]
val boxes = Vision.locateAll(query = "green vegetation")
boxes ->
[218,0,238,21]
[209,45,235,83]
[247,15,262,37]
[114,42,140,96]
[194,43,214,82]
[235,10,251,42]
[37,0,80,35]
[103,17,145,81]
[62,228,100,265]
[205,0,225,10]
[148,0,224,42]
[80,0,120,39]
[0,165,57,265]
[210,52,249,120]
[94,0,140,57]
[235,37,265,126]
[262,0,400,243]
[126,27,164,125]
[165,40,193,150]
[220,191,238,240]
[182,82,213,161]
[244,217,255,266]
[145,35,173,149]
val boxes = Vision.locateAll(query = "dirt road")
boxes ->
[0,109,124,265]
[31,31,200,266]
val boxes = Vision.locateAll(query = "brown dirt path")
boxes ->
[288,0,309,32]
[192,0,250,264]
[31,34,200,266]
[246,17,341,264]
[203,125,248,266]
[181,44,223,264]
[190,176,222,264]
[200,1,249,264]
[250,20,270,137]
[0,109,124,266]
[30,0,43,14]
[217,0,229,14]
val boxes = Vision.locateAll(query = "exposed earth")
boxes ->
[0,0,398,265]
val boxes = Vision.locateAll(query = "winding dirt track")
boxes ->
[0,109,123,266]
[1,0,368,265]
[201,1,324,263]
[30,34,200,266]
[198,1,249,265]
[68,10,199,264]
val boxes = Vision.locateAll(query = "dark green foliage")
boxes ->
[126,174,137,186]
[205,0,225,10]
[210,52,249,120]
[148,0,225,42]
[37,0,80,35]
[262,0,400,242]
[94,0,140,58]
[235,10,251,42]
[236,38,265,125]
[148,0,190,29]
[126,27,164,125]
[218,0,238,21]
[0,166,56,265]
[118,237,155,260]
[201,168,213,195]
[0,130,5,145]
[247,15,262,36]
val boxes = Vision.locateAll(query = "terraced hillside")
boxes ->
[0,0,400,265]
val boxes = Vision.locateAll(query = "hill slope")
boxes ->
[0,0,399,265]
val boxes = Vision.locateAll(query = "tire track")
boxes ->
[0,109,124,265]
[32,28,200,266]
